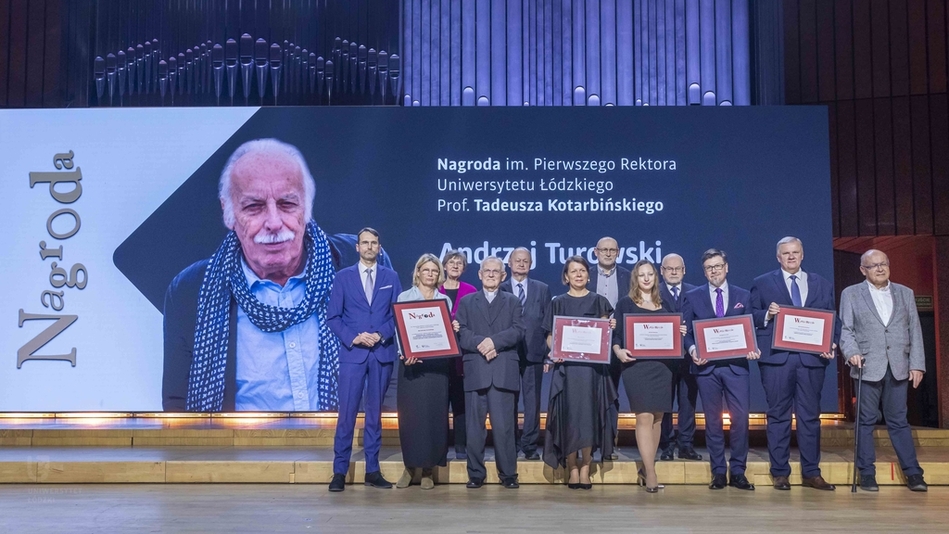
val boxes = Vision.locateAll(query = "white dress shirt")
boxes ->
[867,280,893,325]
[359,262,377,300]
[513,277,529,303]
[782,269,809,305]
[708,280,730,311]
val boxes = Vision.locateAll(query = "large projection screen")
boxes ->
[0,106,834,412]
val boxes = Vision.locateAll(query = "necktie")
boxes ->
[672,285,680,302]
[715,288,724,318]
[517,282,526,313]
[364,268,374,304]
[790,274,802,307]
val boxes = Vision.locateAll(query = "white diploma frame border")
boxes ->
[393,299,461,359]
[771,306,835,354]
[693,315,758,361]
[550,315,612,364]
[623,313,683,358]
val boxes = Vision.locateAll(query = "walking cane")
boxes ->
[851,358,865,493]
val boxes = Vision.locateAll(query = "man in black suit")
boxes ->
[588,236,631,459]
[657,253,703,462]
[456,256,526,489]
[500,247,552,461]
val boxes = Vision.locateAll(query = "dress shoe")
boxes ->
[906,474,928,492]
[859,474,879,492]
[328,473,346,492]
[801,475,835,491]
[659,445,676,461]
[420,468,435,490]
[396,468,414,489]
[709,474,728,490]
[567,482,581,490]
[364,471,393,489]
[524,450,540,461]
[501,476,520,489]
[578,483,593,490]
[466,478,484,489]
[677,447,703,461]
[772,476,791,490]
[638,469,663,492]
[729,474,755,491]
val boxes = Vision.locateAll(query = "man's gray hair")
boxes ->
[480,256,504,270]
[219,138,316,228]
[776,236,803,253]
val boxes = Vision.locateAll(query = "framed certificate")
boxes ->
[550,315,612,364]
[623,313,683,358]
[771,306,835,354]
[393,299,461,359]
[693,315,757,361]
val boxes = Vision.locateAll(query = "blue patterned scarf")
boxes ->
[186,221,340,412]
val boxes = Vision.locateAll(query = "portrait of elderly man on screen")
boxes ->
[161,138,389,412]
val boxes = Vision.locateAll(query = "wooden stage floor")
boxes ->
[2,416,948,486]
[1,483,946,533]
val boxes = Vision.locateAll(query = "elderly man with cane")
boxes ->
[839,249,928,492]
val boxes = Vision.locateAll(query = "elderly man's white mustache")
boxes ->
[254,228,295,244]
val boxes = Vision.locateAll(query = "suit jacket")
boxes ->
[500,277,552,363]
[751,269,841,368]
[588,264,632,304]
[659,281,697,360]
[456,291,525,391]
[838,281,926,382]
[327,263,402,364]
[682,282,753,376]
[162,259,239,411]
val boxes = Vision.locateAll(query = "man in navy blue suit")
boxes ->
[327,228,402,492]
[751,236,838,491]
[683,248,760,491]
[657,253,702,462]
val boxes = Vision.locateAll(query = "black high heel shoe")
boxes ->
[638,469,663,493]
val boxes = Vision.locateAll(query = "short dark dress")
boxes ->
[612,296,676,413]
[542,292,617,468]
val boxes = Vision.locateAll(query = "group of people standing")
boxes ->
[327,231,929,494]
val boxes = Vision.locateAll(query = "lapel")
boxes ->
[858,283,885,326]
[802,271,819,307]
[473,291,495,326]
[772,271,792,306]
[370,266,385,305]
[695,284,714,318]
[887,284,902,327]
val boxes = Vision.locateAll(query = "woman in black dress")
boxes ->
[396,253,458,489]
[542,255,617,489]
[612,259,685,492]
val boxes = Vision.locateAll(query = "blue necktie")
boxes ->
[790,274,802,307]
[517,283,526,314]
[672,285,679,302]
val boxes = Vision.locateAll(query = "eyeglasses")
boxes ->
[597,248,618,254]
[662,266,684,273]
[862,261,890,270]
[704,263,726,273]
[481,269,503,276]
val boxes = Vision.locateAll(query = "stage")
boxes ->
[1,416,947,486]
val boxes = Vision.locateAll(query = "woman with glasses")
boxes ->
[612,259,687,492]
[396,253,459,489]
[438,250,478,460]
[542,255,617,489]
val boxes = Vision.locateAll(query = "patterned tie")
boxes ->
[715,287,724,318]
[517,282,526,314]
[364,268,374,304]
[790,274,802,307]
[672,285,680,302]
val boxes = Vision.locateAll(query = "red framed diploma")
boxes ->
[550,315,612,364]
[771,306,835,354]
[393,299,461,359]
[693,315,757,361]
[623,313,683,358]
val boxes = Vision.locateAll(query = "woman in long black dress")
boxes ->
[612,259,685,492]
[542,255,617,489]
[396,253,458,490]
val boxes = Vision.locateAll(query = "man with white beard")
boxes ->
[162,138,342,412]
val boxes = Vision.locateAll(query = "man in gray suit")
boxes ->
[456,256,526,489]
[839,249,928,492]
[500,248,551,461]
